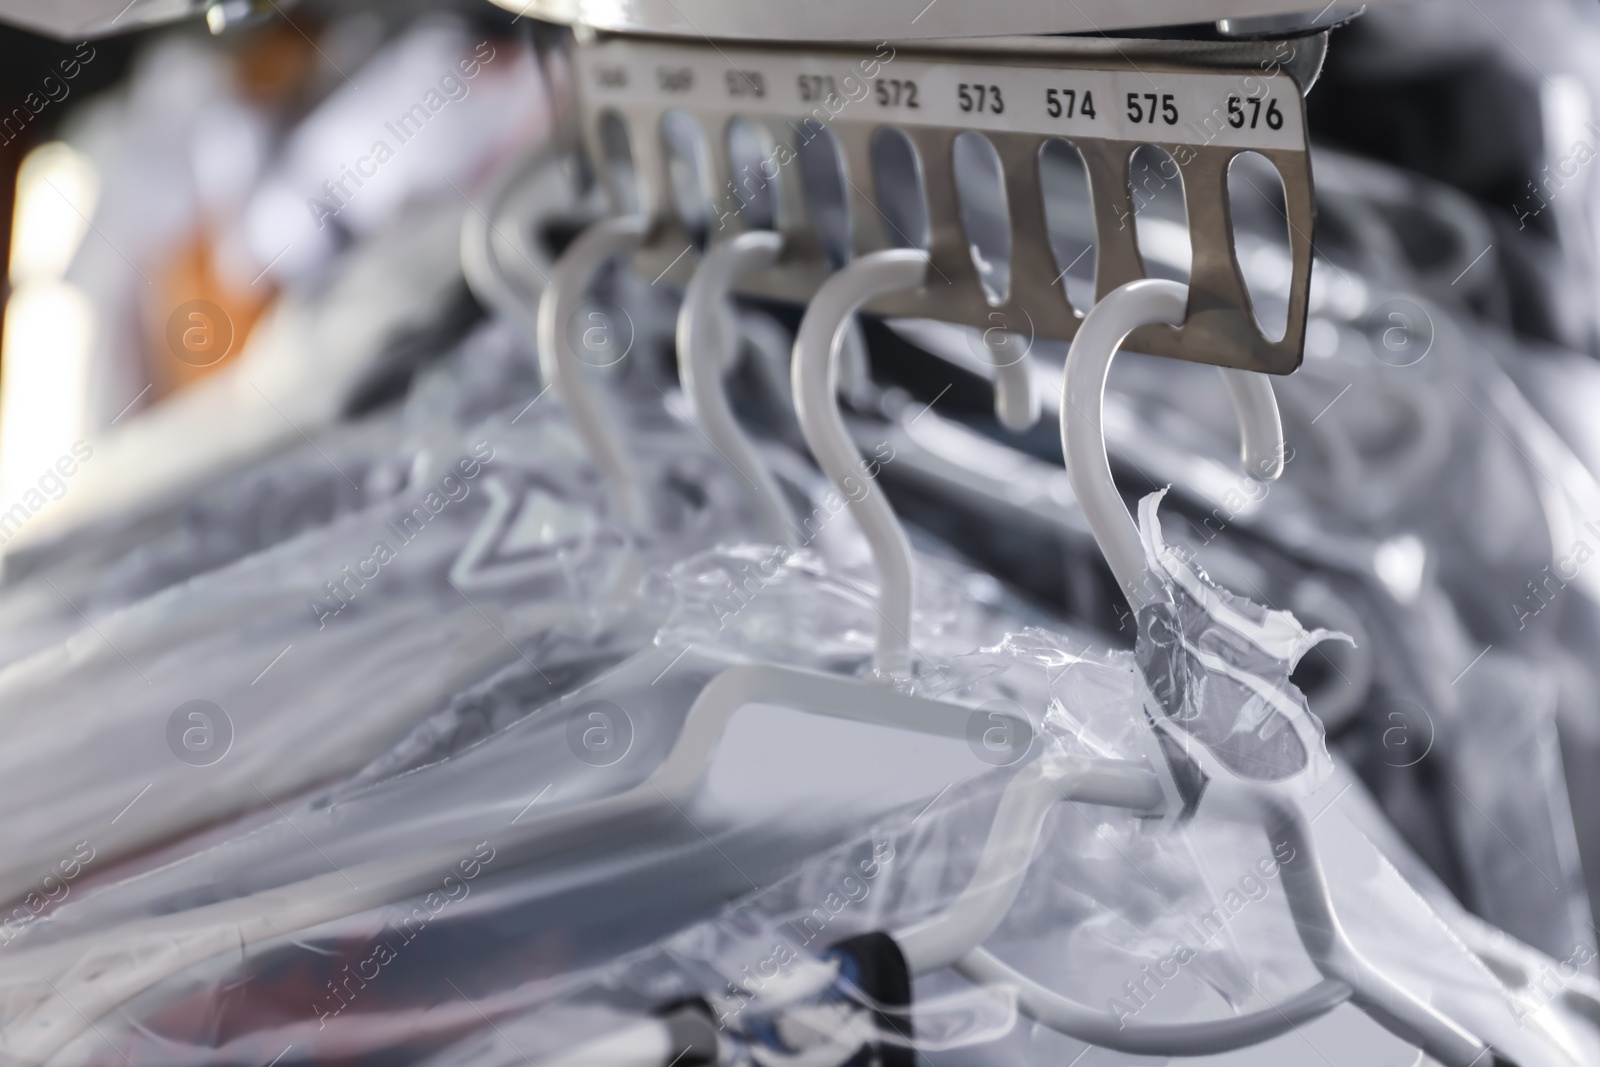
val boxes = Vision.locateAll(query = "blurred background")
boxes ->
[0,0,1594,535]
[0,0,546,522]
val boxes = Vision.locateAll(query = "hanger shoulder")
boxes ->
[652,663,1011,799]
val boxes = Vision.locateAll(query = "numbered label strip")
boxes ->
[576,35,1316,374]
[582,38,1305,152]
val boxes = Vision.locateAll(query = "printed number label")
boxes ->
[657,66,693,92]
[725,69,766,98]
[957,83,1004,114]
[874,78,920,108]
[797,74,838,103]
[1226,94,1284,130]
[1044,87,1096,119]
[1126,91,1178,125]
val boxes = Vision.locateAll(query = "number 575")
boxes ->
[1126,91,1177,125]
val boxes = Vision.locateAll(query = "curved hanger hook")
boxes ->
[793,249,929,679]
[1220,365,1285,480]
[460,146,551,343]
[677,231,798,548]
[1062,279,1285,614]
[984,330,1040,432]
[535,215,652,529]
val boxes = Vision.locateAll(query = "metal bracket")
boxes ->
[575,34,1320,374]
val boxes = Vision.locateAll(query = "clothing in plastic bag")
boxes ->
[0,371,776,914]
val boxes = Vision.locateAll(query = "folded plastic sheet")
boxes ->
[0,418,402,670]
[1133,492,1340,802]
[34,511,1583,1064]
[21,496,1587,1066]
[130,769,1578,1067]
[1195,441,1597,968]
[1105,296,1600,966]
[0,375,774,914]
[0,539,1077,1063]
[1270,307,1600,966]
[884,275,1599,973]
[1452,650,1594,962]
[388,500,1594,1066]
[1331,752,1600,1065]
[14,537,1066,946]
[1486,340,1600,954]
[0,316,540,672]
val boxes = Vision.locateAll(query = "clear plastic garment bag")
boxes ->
[1,6,1599,1066]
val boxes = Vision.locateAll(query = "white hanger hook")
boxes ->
[1062,279,1285,614]
[677,231,798,548]
[1220,364,1285,481]
[793,249,929,680]
[535,215,651,529]
[459,146,548,345]
[984,330,1040,432]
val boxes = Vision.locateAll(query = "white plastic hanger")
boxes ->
[791,254,1288,676]
[676,230,799,548]
[516,758,1338,1067]
[0,250,1036,1066]
[983,328,1040,432]
[535,214,653,529]
[790,249,928,679]
[677,231,1047,554]
[459,144,559,343]
[514,771,1495,1065]
[942,277,1492,1065]
[1063,278,1284,611]
[519,277,1503,1067]
[0,246,1490,1067]
[900,759,1491,1062]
